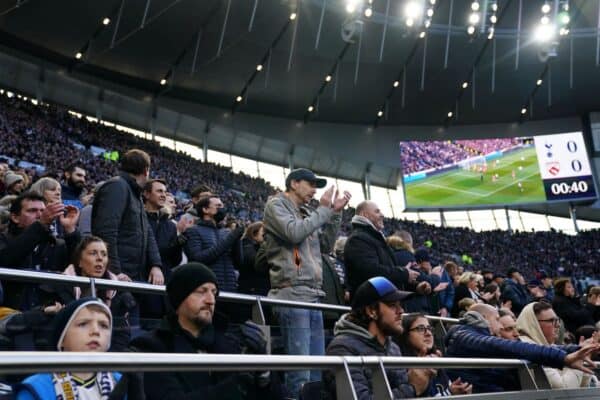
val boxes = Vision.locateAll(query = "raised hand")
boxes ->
[59,205,80,234]
[564,343,600,374]
[40,202,64,226]
[319,186,335,208]
[332,189,351,212]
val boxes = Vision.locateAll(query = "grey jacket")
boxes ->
[262,193,341,302]
[325,314,416,399]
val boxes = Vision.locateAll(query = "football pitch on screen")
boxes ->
[404,146,547,208]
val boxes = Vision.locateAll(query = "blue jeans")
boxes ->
[276,306,324,398]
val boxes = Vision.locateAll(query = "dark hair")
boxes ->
[244,221,263,240]
[575,325,598,341]
[72,236,107,269]
[532,301,552,316]
[346,303,379,330]
[120,149,151,175]
[444,261,458,274]
[498,309,513,318]
[9,191,45,215]
[190,184,212,198]
[143,178,167,193]
[195,195,217,218]
[398,313,432,357]
[482,283,499,294]
[554,278,571,296]
[64,163,85,175]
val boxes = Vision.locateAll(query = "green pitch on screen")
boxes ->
[404,147,546,208]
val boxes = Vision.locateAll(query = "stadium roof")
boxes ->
[1,0,600,222]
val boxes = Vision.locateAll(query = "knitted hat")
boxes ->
[4,172,23,188]
[51,298,112,351]
[351,277,413,310]
[166,263,218,311]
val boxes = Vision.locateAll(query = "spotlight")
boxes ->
[490,15,497,24]
[236,95,243,102]
[160,78,167,86]
[521,108,527,115]
[471,1,480,11]
[377,110,384,117]
[419,31,426,38]
[429,0,436,4]
[491,3,498,11]
[325,75,332,82]
[534,24,556,42]
[289,12,297,20]
[559,14,570,24]
[536,79,543,86]
[364,7,372,17]
[404,1,424,20]
[406,18,414,27]
[462,82,469,89]
[541,15,549,25]
[256,64,263,71]
[75,52,83,59]
[467,25,476,35]
[426,8,434,17]
[308,105,314,112]
[541,3,551,13]
[469,13,480,25]
[424,20,431,28]
[487,28,495,39]
[345,0,363,13]
[393,80,400,87]
[102,17,111,25]
[447,111,453,118]
[559,27,569,36]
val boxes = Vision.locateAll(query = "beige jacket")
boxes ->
[516,303,590,389]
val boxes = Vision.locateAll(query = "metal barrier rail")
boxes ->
[0,352,559,399]
[0,267,459,325]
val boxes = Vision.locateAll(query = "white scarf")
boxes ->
[52,372,115,400]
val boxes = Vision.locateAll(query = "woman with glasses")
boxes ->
[397,314,473,396]
[516,302,592,389]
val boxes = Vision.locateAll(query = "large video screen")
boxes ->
[400,132,597,209]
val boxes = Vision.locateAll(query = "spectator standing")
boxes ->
[61,163,87,209]
[552,278,593,335]
[183,195,243,292]
[262,168,349,397]
[238,221,269,296]
[437,262,458,318]
[501,268,530,316]
[584,286,600,322]
[91,149,163,285]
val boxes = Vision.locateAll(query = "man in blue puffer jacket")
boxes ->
[183,195,243,292]
[445,304,599,393]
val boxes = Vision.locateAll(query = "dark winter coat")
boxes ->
[325,314,416,399]
[183,220,243,292]
[130,313,286,400]
[445,311,571,393]
[237,237,269,296]
[501,279,530,316]
[92,173,162,280]
[344,218,409,296]
[552,294,594,334]
[146,210,183,275]
[0,222,78,310]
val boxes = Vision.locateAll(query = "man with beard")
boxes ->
[61,163,87,209]
[183,195,243,292]
[325,277,431,399]
[130,263,286,400]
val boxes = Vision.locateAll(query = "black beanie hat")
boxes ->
[166,262,219,310]
[51,297,112,351]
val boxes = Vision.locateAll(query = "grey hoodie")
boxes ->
[325,314,416,399]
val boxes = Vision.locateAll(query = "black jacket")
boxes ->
[0,222,78,310]
[237,237,270,296]
[146,210,183,275]
[130,313,286,400]
[552,294,594,334]
[344,220,409,295]
[183,220,243,292]
[92,173,162,280]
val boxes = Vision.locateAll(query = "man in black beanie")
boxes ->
[130,262,286,400]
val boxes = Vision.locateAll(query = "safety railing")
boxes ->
[0,352,583,400]
[0,267,459,327]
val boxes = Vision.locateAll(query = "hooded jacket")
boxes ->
[344,215,409,296]
[262,193,340,302]
[325,314,416,399]
[445,310,571,392]
[516,303,590,389]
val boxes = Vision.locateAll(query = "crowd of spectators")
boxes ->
[2,93,600,399]
[400,139,520,174]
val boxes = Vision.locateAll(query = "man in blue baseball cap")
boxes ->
[324,277,431,399]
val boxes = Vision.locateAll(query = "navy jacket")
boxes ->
[444,312,570,393]
[183,220,243,292]
[146,211,182,274]
[501,279,531,315]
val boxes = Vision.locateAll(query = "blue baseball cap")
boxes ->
[351,277,413,309]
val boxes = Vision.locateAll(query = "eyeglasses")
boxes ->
[537,318,561,327]
[409,325,434,334]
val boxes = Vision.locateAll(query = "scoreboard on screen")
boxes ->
[533,132,597,202]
